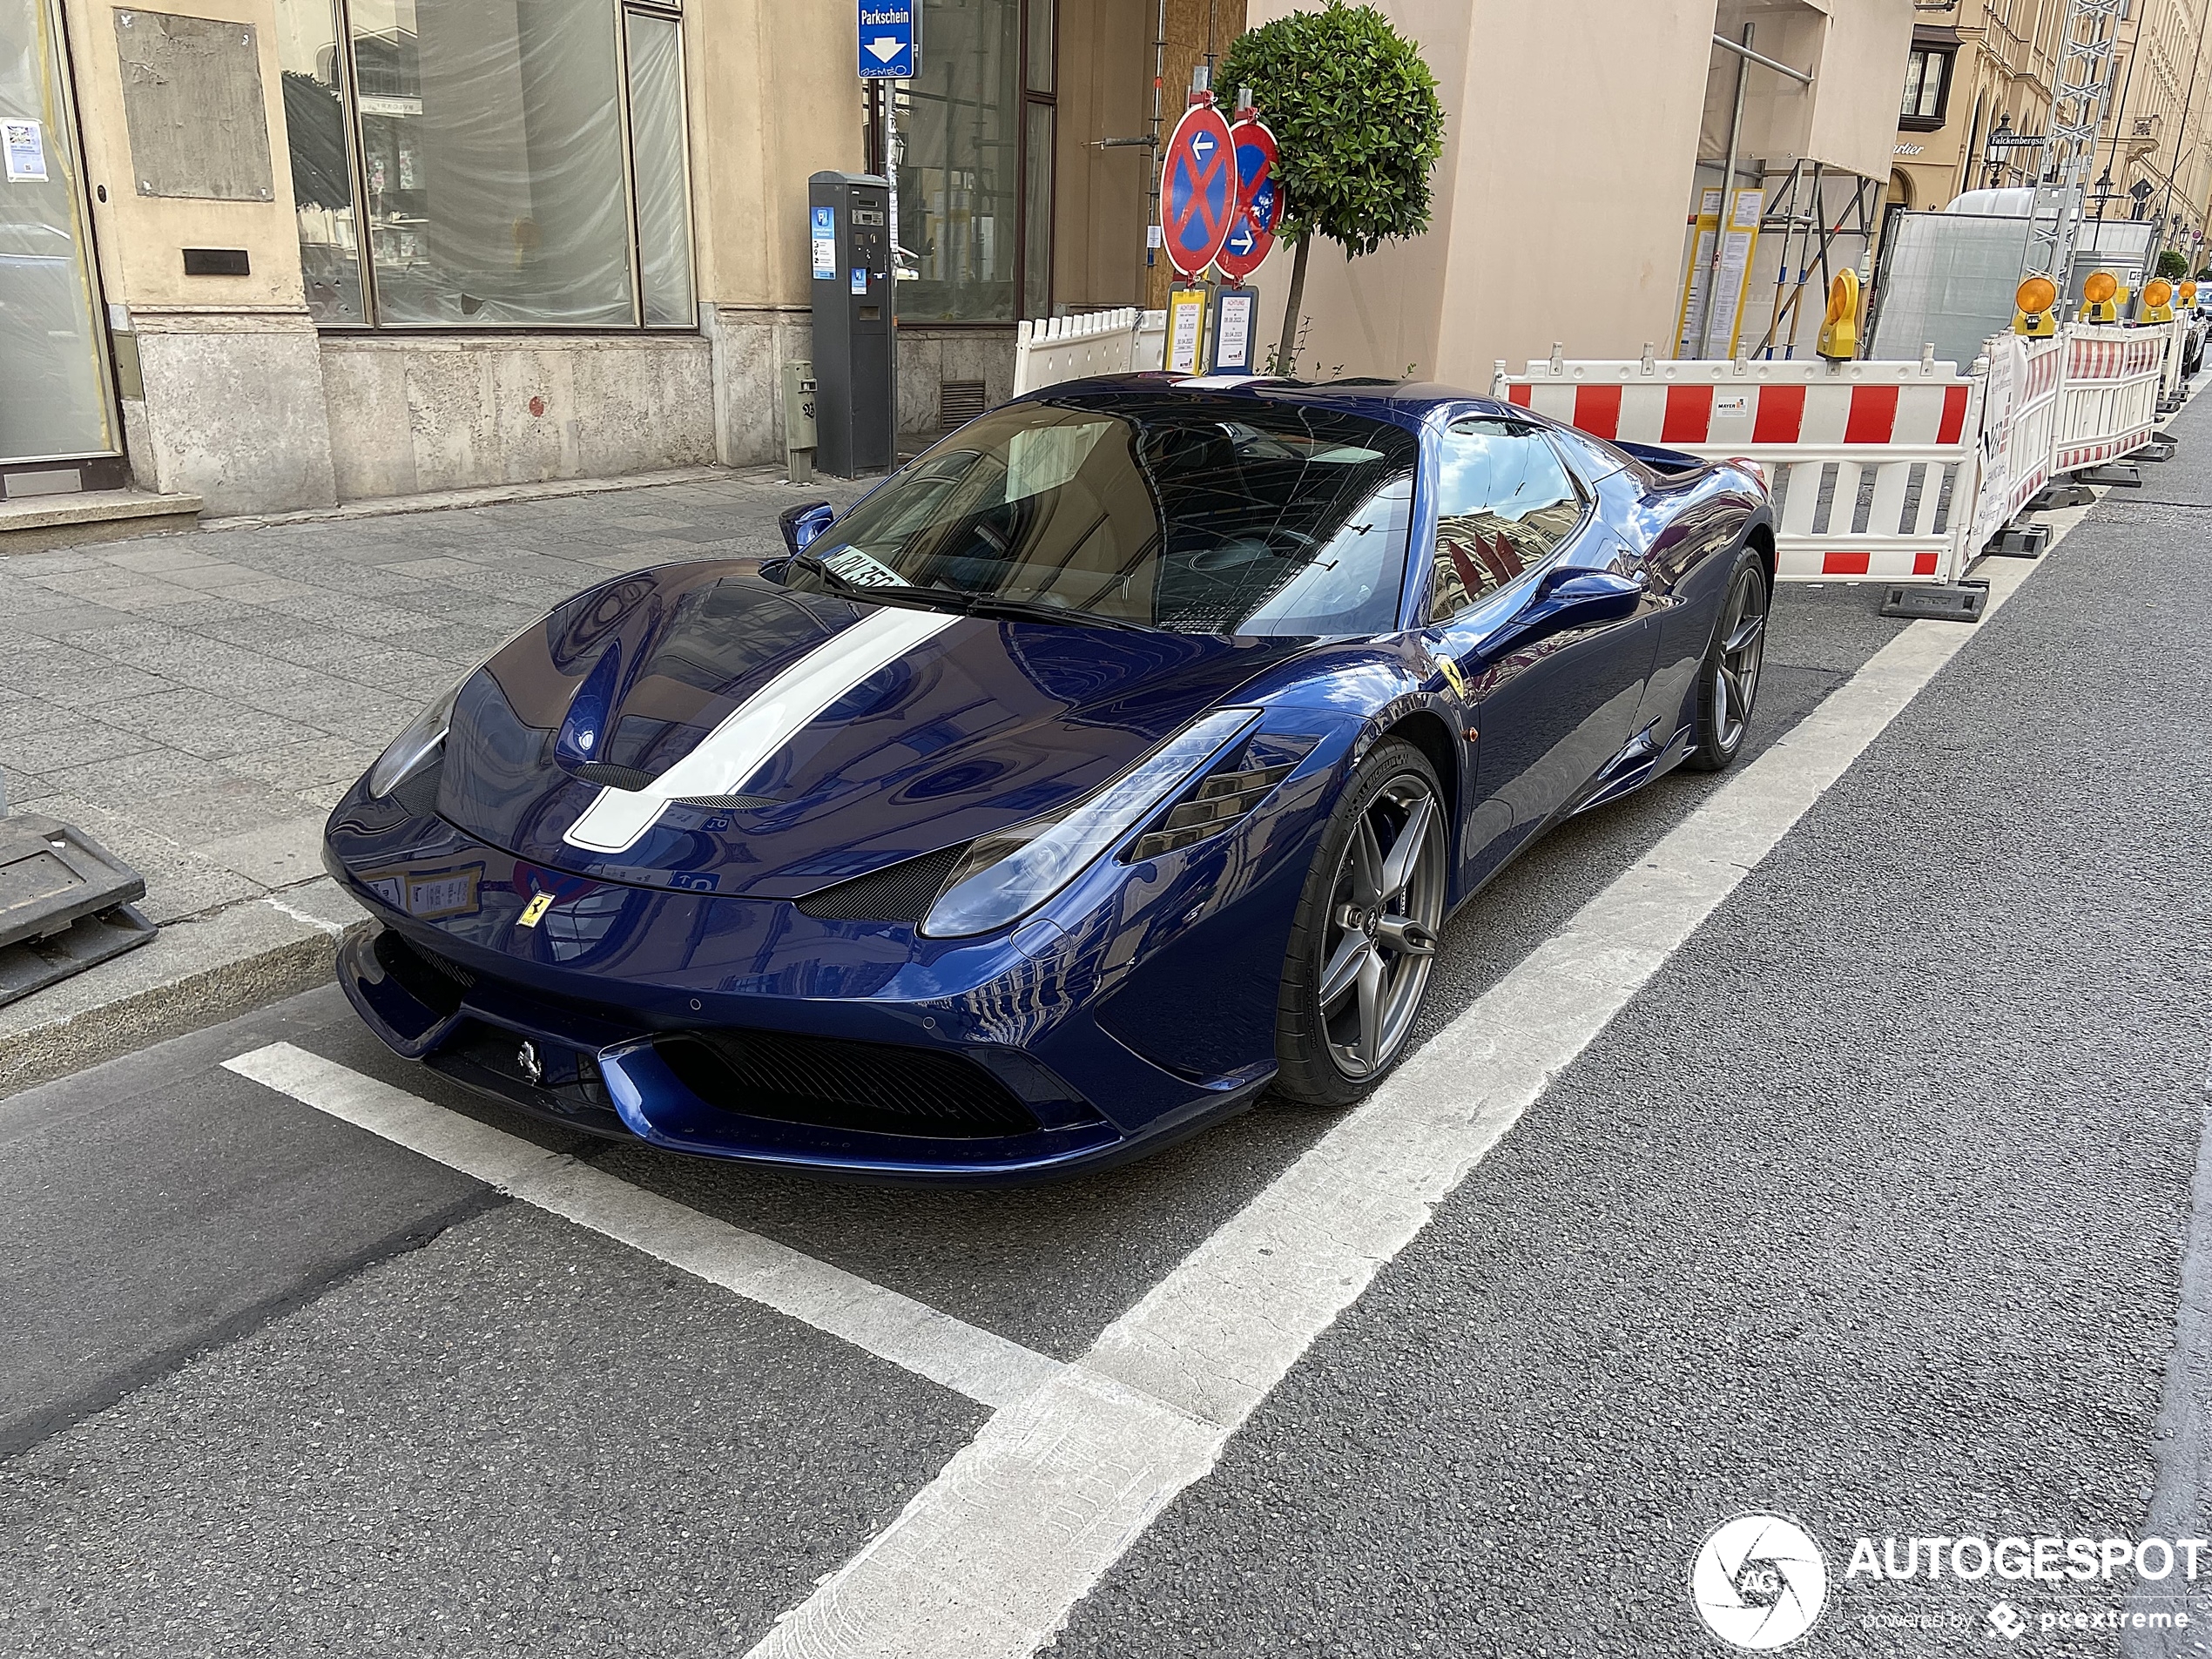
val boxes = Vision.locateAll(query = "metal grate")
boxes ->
[939,381,988,429]
[655,1027,1039,1138]
[795,841,974,923]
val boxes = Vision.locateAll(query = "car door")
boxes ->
[1419,414,1663,890]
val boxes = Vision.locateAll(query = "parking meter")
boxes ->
[809,172,895,478]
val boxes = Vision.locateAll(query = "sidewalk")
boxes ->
[0,465,866,1096]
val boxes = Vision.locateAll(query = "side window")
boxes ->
[1427,420,1587,623]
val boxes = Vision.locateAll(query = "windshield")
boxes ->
[805,396,1420,636]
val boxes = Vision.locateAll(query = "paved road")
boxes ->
[2,428,2208,1656]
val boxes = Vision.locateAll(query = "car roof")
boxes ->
[1018,373,1521,434]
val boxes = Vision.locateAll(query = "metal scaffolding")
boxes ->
[2020,0,2128,283]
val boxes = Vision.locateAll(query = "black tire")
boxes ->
[1273,739,1449,1107]
[1683,546,1770,772]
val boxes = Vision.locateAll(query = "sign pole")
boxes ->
[886,80,899,466]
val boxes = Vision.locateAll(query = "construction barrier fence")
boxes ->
[1498,319,2184,584]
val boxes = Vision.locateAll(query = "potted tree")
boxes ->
[1218,2,1445,376]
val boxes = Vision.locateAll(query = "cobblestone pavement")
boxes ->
[0,469,866,929]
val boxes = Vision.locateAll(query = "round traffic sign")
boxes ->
[1161,103,1238,278]
[1217,116,1279,282]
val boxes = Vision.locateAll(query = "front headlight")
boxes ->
[922,708,1261,939]
[366,672,469,799]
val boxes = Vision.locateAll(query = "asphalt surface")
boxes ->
[0,436,2202,1656]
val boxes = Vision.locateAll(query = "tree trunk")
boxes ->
[1276,229,1312,376]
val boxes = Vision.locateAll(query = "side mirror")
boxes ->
[779,501,836,556]
[1479,568,1642,659]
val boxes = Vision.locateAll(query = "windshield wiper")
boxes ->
[783,553,1150,631]
[939,591,1151,632]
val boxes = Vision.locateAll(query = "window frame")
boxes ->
[301,0,698,333]
[868,0,1058,329]
[1420,416,1596,630]
[1899,44,1953,132]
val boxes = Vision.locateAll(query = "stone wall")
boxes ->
[318,333,717,502]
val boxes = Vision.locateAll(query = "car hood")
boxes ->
[434,563,1309,899]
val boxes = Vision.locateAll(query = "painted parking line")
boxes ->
[221,1043,1064,1411]
[744,541,2066,1656]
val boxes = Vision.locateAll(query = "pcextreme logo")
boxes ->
[1690,1514,1829,1650]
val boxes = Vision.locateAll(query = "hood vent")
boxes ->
[573,761,660,792]
[795,840,974,924]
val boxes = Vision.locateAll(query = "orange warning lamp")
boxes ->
[2142,277,2175,323]
[2182,281,2200,307]
[1816,269,1860,361]
[2080,270,2121,324]
[2013,275,2059,338]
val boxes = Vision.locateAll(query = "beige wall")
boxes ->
[1803,0,1916,179]
[684,0,867,313]
[1240,0,1721,386]
[62,0,301,311]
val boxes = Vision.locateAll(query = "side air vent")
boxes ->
[1123,739,1315,863]
[795,840,974,923]
[574,761,658,791]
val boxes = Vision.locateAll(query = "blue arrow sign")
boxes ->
[858,1,914,78]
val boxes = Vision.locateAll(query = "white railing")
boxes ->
[1012,307,1170,396]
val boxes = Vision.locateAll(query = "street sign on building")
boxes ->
[1161,103,1237,278]
[857,1,914,78]
[1217,115,1278,282]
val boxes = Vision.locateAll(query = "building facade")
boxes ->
[4,0,1921,523]
[1890,0,2212,266]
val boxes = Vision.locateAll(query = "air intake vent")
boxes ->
[795,840,974,923]
[939,381,988,429]
[574,761,658,791]
[655,1028,1040,1138]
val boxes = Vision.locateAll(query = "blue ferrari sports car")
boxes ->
[325,377,1773,1182]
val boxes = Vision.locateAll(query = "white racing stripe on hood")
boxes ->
[563,605,964,856]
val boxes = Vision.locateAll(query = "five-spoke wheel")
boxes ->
[1275,741,1448,1104]
[1689,547,1770,772]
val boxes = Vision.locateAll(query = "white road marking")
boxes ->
[743,545,2058,1656]
[220,1042,1062,1412]
[564,605,963,854]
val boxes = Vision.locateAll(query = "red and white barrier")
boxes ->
[2160,313,2190,406]
[1971,332,2066,552]
[2051,324,2163,472]
[1501,357,1982,583]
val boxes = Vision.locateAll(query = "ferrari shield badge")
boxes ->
[517,892,554,928]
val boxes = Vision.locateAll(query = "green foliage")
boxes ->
[1217,3,1445,260]
[2156,248,2188,282]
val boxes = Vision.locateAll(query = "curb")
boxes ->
[0,883,365,1103]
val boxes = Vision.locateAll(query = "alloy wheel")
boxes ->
[1714,562,1769,750]
[1317,773,1447,1080]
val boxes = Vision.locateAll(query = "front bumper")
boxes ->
[327,823,1288,1186]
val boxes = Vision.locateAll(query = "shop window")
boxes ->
[894,0,1055,325]
[277,0,695,329]
[1899,46,1952,132]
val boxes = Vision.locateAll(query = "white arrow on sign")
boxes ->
[1192,134,1216,159]
[866,35,905,61]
